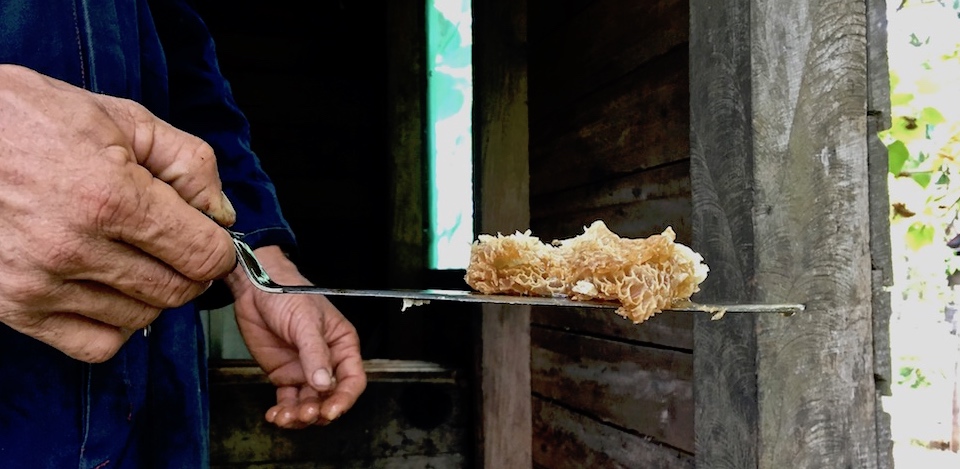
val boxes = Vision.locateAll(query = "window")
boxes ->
[426,0,474,270]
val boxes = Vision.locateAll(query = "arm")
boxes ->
[149,0,366,427]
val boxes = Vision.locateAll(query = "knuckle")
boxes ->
[35,238,88,276]
[77,337,124,363]
[150,275,205,308]
[190,140,217,169]
[179,232,235,281]
[81,161,145,236]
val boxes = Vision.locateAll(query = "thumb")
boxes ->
[95,94,237,227]
[294,321,336,392]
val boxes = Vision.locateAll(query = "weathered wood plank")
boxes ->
[209,360,460,385]
[865,0,894,465]
[384,0,428,359]
[532,198,691,249]
[386,0,425,289]
[532,397,694,469]
[750,0,876,465]
[529,0,688,119]
[531,306,693,351]
[529,47,689,196]
[532,159,690,219]
[474,0,532,467]
[691,0,881,467]
[209,381,468,466]
[531,327,693,452]
[212,455,465,469]
[531,160,692,243]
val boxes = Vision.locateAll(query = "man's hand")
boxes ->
[225,246,366,428]
[0,64,237,362]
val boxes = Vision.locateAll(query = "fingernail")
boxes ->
[221,191,236,224]
[325,405,342,421]
[312,368,332,388]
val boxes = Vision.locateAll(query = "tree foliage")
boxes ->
[883,1,960,300]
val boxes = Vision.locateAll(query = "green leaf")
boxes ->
[912,171,932,188]
[889,116,926,143]
[936,171,950,185]
[906,222,936,250]
[888,140,910,174]
[920,106,946,125]
[910,33,924,47]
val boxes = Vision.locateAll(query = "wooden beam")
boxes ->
[690,0,888,467]
[386,0,426,290]
[474,0,532,467]
[384,0,428,359]
[865,0,894,465]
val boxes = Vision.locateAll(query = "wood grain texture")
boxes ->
[531,326,693,451]
[532,397,694,469]
[474,0,532,467]
[384,0,429,361]
[865,0,894,463]
[531,306,693,351]
[532,160,692,245]
[689,0,759,465]
[209,381,468,467]
[692,0,883,466]
[529,47,690,196]
[386,0,426,289]
[529,0,688,120]
[750,0,877,465]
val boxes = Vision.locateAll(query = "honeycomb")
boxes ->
[464,221,709,323]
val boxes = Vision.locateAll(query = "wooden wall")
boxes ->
[689,0,890,465]
[527,0,694,467]
[208,361,470,468]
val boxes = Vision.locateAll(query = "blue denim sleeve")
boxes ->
[149,0,296,253]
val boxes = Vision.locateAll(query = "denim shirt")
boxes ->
[0,1,295,467]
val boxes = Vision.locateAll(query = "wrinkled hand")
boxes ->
[0,64,237,362]
[226,246,366,428]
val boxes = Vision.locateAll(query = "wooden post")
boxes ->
[386,0,426,290]
[690,0,890,467]
[473,0,531,467]
[866,0,894,466]
[385,0,428,358]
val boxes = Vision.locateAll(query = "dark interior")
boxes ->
[195,0,473,368]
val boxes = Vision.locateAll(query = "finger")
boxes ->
[6,312,132,363]
[270,387,308,429]
[100,171,237,283]
[48,281,163,330]
[58,237,211,309]
[295,386,322,425]
[95,95,236,226]
[320,355,367,422]
[291,318,335,393]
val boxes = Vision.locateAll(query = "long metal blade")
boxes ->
[274,286,804,315]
